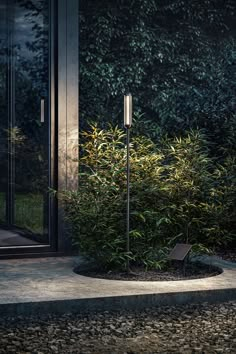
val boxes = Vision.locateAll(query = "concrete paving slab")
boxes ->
[0,256,235,316]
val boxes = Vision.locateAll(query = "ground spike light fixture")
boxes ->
[124,93,132,273]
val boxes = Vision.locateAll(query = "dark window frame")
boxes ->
[0,0,79,258]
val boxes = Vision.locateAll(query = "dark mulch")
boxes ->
[75,261,221,281]
[216,249,236,263]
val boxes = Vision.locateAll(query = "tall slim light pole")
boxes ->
[124,94,132,273]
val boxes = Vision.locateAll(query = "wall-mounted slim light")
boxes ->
[124,93,132,273]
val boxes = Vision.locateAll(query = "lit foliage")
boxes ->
[60,124,236,270]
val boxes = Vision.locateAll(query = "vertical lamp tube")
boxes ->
[124,93,132,128]
[124,94,132,272]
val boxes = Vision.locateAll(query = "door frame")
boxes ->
[0,0,79,258]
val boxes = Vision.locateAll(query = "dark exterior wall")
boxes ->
[57,0,79,252]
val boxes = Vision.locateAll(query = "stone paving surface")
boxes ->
[0,256,235,306]
[0,301,235,353]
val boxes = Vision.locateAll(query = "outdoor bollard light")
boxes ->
[124,93,132,273]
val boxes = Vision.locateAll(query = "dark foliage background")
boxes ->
[79,0,236,145]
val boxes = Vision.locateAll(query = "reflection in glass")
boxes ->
[0,0,50,246]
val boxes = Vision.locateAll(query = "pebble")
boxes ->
[0,301,235,353]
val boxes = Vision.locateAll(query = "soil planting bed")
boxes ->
[75,261,221,281]
[216,249,236,263]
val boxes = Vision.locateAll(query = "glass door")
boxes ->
[0,0,50,247]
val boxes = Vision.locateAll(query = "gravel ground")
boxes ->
[0,301,235,353]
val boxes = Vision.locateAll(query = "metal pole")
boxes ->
[124,93,132,273]
[126,127,130,272]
